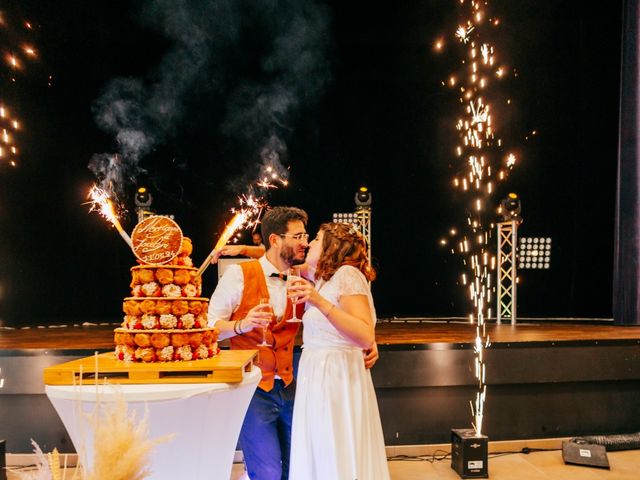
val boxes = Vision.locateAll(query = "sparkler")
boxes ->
[197,211,247,276]
[86,185,133,249]
[196,194,267,276]
[437,0,519,437]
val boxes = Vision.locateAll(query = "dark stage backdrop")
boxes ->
[0,1,622,326]
[614,0,640,325]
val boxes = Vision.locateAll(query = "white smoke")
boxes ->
[89,0,331,200]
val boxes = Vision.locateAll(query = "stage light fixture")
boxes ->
[134,186,155,223]
[135,186,152,208]
[499,192,522,223]
[518,237,552,270]
[355,186,372,207]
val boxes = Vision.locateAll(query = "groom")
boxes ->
[208,206,309,480]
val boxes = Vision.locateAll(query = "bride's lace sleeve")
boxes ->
[335,265,370,298]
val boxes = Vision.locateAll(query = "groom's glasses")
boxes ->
[279,233,309,241]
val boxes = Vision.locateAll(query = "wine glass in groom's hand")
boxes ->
[256,298,273,346]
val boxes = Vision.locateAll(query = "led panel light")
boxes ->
[517,237,552,270]
[332,212,359,228]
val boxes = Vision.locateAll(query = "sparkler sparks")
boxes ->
[197,133,292,276]
[436,0,520,436]
[196,193,268,276]
[256,164,289,189]
[0,9,40,169]
[0,104,20,167]
[86,185,133,249]
[456,24,475,43]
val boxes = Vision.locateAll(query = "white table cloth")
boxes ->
[46,365,261,480]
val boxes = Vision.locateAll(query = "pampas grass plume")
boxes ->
[85,395,172,480]
[14,440,54,480]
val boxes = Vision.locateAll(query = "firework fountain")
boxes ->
[437,0,519,439]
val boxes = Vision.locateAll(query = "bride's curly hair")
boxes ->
[315,222,376,282]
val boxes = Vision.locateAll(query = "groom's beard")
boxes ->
[281,244,306,266]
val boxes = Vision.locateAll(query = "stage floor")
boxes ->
[2,320,640,350]
[7,448,640,479]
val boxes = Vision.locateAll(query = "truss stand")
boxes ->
[354,187,372,265]
[332,188,373,266]
[355,206,372,264]
[332,209,372,266]
[497,220,518,324]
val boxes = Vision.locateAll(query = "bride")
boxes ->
[287,222,390,480]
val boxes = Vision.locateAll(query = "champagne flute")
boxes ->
[256,297,273,347]
[286,267,303,323]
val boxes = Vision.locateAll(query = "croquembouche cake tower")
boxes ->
[114,215,219,362]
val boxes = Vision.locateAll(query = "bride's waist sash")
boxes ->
[301,342,361,353]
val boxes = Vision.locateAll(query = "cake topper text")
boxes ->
[131,216,184,265]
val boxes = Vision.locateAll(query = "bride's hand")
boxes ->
[287,278,316,304]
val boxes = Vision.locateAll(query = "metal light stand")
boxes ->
[332,206,372,266]
[497,220,518,324]
[136,208,156,223]
[355,206,372,265]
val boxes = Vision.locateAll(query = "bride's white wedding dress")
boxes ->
[289,265,390,480]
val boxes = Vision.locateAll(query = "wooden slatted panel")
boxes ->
[43,349,258,385]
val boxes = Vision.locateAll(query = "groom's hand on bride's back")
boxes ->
[363,341,379,369]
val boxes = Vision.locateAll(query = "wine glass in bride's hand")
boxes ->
[285,267,303,323]
[257,297,273,347]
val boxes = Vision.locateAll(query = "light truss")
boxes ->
[497,220,518,324]
[332,206,372,265]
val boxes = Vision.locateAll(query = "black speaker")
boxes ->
[451,428,488,479]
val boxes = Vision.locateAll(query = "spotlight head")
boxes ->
[355,186,372,207]
[499,192,521,223]
[135,186,153,208]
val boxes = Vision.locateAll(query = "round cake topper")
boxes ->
[131,215,184,265]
